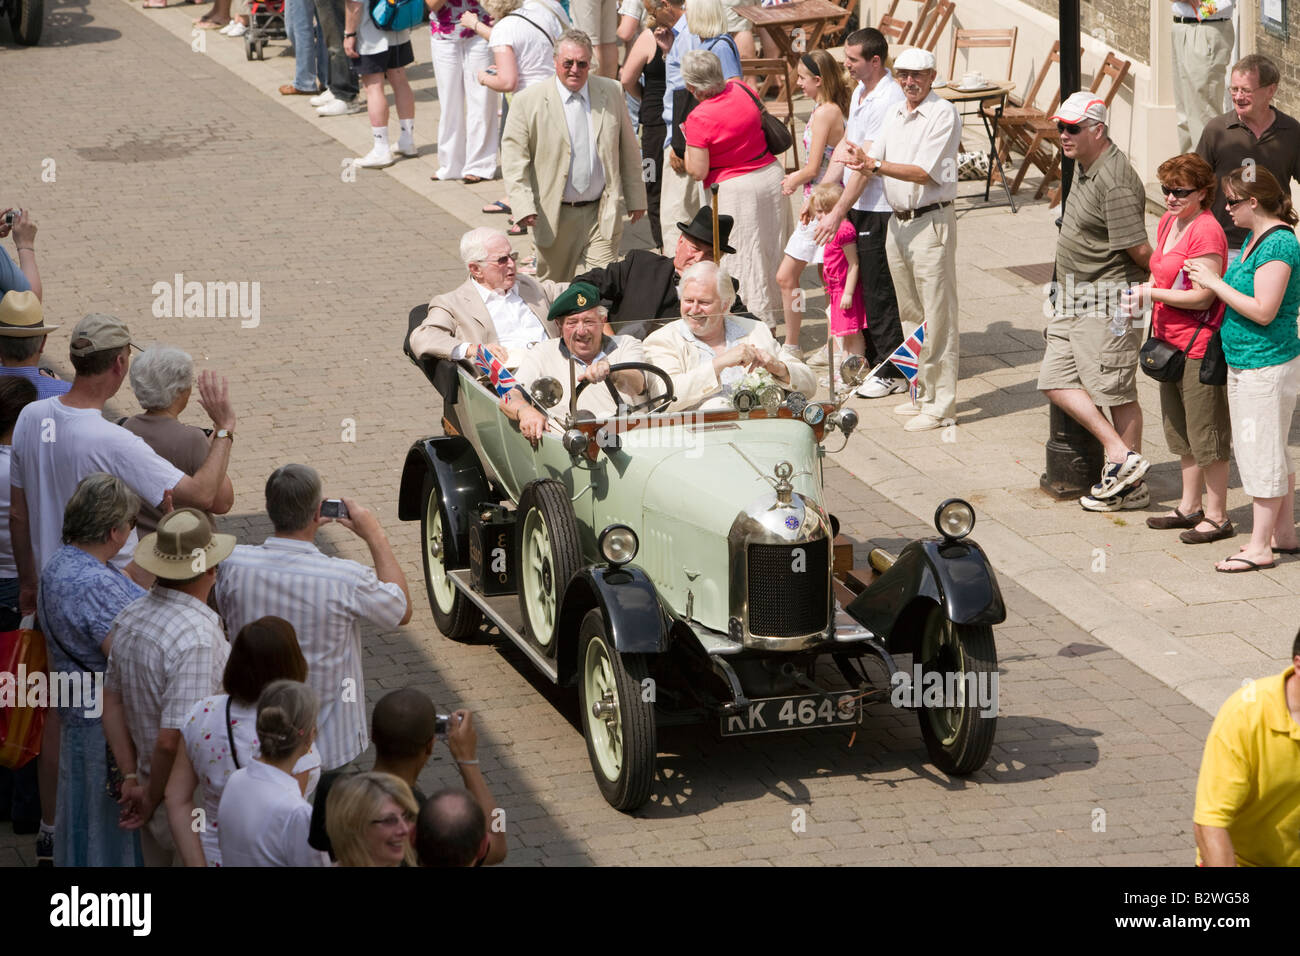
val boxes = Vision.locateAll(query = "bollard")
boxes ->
[1040,403,1104,499]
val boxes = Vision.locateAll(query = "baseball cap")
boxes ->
[893,48,936,72]
[1052,92,1108,126]
[70,313,135,357]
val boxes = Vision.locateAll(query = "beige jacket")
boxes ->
[501,76,648,248]
[409,275,565,363]
[643,316,817,411]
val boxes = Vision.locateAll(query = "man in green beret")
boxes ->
[502,283,648,441]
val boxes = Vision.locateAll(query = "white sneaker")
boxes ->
[225,20,247,36]
[804,348,830,368]
[317,97,365,116]
[395,137,417,157]
[893,400,921,416]
[356,145,394,168]
[855,375,908,399]
[310,89,336,108]
[1080,481,1150,512]
[218,20,235,34]
[778,343,802,362]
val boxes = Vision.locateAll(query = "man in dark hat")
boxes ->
[573,208,745,339]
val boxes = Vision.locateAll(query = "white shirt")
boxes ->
[489,0,569,91]
[450,280,549,362]
[1172,1,1233,19]
[867,91,963,211]
[217,759,329,867]
[182,694,322,866]
[0,446,15,578]
[555,77,606,203]
[213,537,408,770]
[846,71,906,213]
[10,397,185,574]
[356,8,411,56]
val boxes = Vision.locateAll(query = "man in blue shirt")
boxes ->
[0,292,70,399]
[0,209,41,301]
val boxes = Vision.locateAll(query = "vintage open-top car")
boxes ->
[399,315,1007,811]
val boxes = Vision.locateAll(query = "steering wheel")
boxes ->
[573,362,676,415]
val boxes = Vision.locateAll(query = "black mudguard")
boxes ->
[556,565,671,686]
[844,537,1006,656]
[397,436,491,571]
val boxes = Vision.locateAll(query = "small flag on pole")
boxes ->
[886,322,926,384]
[474,345,518,397]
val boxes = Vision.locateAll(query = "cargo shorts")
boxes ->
[1037,312,1140,407]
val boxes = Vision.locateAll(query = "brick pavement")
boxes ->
[0,2,1236,865]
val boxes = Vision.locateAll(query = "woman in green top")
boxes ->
[1186,166,1300,573]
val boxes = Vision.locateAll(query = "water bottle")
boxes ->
[1109,297,1129,337]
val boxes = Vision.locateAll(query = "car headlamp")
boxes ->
[598,524,638,565]
[934,498,975,540]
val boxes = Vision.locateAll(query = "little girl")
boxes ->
[811,181,866,370]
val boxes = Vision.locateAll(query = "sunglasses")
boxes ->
[1160,185,1198,198]
[1055,121,1092,135]
[370,811,416,828]
[1224,196,1250,208]
[561,59,590,70]
[486,252,519,265]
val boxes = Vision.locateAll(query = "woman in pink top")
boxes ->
[680,48,792,329]
[1130,153,1232,543]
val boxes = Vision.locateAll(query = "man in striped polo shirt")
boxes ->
[214,464,411,770]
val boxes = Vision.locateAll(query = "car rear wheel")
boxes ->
[915,605,997,775]
[421,473,482,641]
[7,0,42,44]
[578,609,655,811]
[516,479,581,652]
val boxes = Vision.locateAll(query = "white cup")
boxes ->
[962,72,984,88]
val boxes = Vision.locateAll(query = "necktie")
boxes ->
[569,92,591,195]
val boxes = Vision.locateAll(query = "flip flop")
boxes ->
[1215,555,1275,573]
[195,16,230,27]
[463,175,488,184]
[1271,546,1300,555]
[507,220,528,236]
[482,200,511,214]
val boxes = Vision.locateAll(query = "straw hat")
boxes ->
[132,508,236,580]
[0,290,58,337]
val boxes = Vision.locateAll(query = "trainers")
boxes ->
[1089,451,1150,500]
[35,831,53,867]
[317,97,365,116]
[903,413,947,432]
[855,375,907,399]
[355,146,394,168]
[395,137,418,157]
[310,89,336,107]
[893,399,921,416]
[1080,481,1150,512]
[804,348,831,368]
[224,20,247,36]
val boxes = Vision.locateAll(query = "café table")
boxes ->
[733,0,848,65]
[936,78,1018,213]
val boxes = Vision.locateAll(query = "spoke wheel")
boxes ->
[915,605,997,775]
[578,609,656,811]
[420,473,481,641]
[516,480,582,652]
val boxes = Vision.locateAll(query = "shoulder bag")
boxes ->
[371,0,426,32]
[734,79,793,157]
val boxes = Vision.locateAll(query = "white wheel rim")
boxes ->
[522,508,557,646]
[426,496,457,613]
[584,635,622,780]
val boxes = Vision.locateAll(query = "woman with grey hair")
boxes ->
[36,472,146,867]
[122,347,234,535]
[680,48,791,330]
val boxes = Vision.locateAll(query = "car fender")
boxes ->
[556,566,671,686]
[397,436,491,570]
[844,538,1006,655]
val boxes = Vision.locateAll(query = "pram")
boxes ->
[244,0,286,60]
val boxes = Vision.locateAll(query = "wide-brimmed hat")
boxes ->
[677,208,736,255]
[133,508,236,580]
[0,291,58,337]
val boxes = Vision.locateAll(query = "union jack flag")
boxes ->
[886,322,927,383]
[474,345,518,397]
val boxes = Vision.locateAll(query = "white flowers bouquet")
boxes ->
[720,367,777,398]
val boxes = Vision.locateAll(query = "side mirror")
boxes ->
[839,355,868,388]
[530,376,563,409]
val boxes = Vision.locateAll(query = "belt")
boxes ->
[561,199,599,207]
[893,200,952,222]
[1172,15,1230,23]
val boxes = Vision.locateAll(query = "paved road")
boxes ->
[0,0,1210,865]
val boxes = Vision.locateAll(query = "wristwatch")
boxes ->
[215,429,235,442]
[872,158,883,174]
[344,31,357,37]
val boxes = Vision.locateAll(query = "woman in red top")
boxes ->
[680,48,792,330]
[1133,153,1233,544]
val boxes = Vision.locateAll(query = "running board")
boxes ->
[448,569,559,683]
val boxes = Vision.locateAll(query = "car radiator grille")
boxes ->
[746,538,829,637]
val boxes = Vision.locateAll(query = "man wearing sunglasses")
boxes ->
[502,29,647,282]
[1037,92,1154,510]
[410,227,566,370]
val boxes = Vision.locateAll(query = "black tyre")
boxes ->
[915,605,997,774]
[578,609,656,811]
[7,0,42,44]
[244,32,255,59]
[515,479,582,653]
[420,473,481,641]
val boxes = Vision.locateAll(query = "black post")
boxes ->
[1040,0,1103,499]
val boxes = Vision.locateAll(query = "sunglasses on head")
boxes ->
[1161,185,1198,198]
[1055,120,1092,135]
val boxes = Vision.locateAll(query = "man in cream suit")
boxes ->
[501,29,647,282]
[409,228,566,368]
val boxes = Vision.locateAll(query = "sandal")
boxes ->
[195,16,230,27]
[1179,517,1234,545]
[482,200,511,214]
[1215,555,1274,573]
[507,220,528,236]
[1145,507,1203,530]
[462,175,488,184]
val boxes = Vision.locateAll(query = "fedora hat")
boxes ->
[677,209,736,255]
[133,508,237,580]
[0,290,58,338]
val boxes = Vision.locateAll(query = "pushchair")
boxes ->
[244,0,286,60]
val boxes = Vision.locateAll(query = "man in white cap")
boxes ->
[1035,92,1153,513]
[0,290,69,400]
[842,46,962,433]
[101,508,237,867]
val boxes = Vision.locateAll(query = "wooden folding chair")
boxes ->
[947,27,1017,84]
[1011,51,1133,200]
[912,0,955,53]
[988,40,1070,173]
[878,14,913,46]
[821,0,856,48]
[740,58,801,170]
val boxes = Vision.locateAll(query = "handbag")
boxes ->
[37,622,124,798]
[371,0,425,32]
[1199,328,1227,385]
[0,623,47,770]
[735,80,794,157]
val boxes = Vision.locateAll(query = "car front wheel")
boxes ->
[578,609,655,811]
[421,473,482,641]
[915,606,997,775]
[516,479,581,653]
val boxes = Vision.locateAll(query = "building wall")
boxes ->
[1018,0,1149,66]
[1255,29,1300,117]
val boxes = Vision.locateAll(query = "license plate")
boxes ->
[719,692,860,737]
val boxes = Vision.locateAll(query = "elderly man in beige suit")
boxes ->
[501,29,647,282]
[409,227,566,368]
